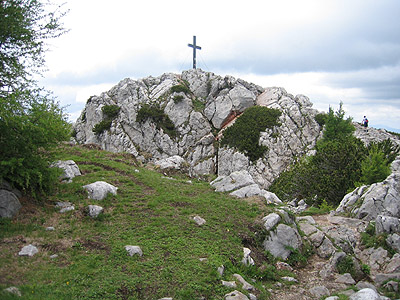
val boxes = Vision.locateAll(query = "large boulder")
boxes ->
[0,190,21,218]
[336,158,400,221]
[83,181,118,200]
[51,160,81,183]
[263,223,302,259]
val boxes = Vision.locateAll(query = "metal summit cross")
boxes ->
[188,36,201,69]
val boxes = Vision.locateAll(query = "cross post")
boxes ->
[188,36,201,69]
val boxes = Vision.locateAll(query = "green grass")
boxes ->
[0,144,277,300]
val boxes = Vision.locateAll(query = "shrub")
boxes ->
[220,106,281,162]
[315,113,327,127]
[170,84,191,94]
[359,144,391,185]
[92,120,112,134]
[192,98,205,112]
[101,105,120,118]
[270,103,367,206]
[136,103,176,138]
[336,255,355,277]
[173,95,184,103]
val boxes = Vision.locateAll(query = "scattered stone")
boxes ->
[87,205,104,218]
[385,253,400,273]
[386,233,400,252]
[50,254,58,259]
[0,189,22,218]
[375,215,400,234]
[296,215,316,224]
[299,222,318,236]
[336,273,356,285]
[276,261,293,271]
[211,170,255,193]
[355,281,377,292]
[83,181,118,201]
[218,265,225,276]
[281,276,298,282]
[262,224,302,259]
[262,191,282,204]
[349,288,381,300]
[309,285,330,298]
[193,215,206,226]
[316,237,336,259]
[242,247,255,266]
[383,280,399,292]
[46,226,55,231]
[262,213,281,231]
[51,160,81,183]
[325,297,339,300]
[249,293,257,300]
[125,245,143,257]
[154,155,186,170]
[222,280,237,288]
[233,274,255,291]
[4,286,22,297]
[374,273,400,286]
[56,201,75,213]
[158,298,173,300]
[199,258,208,262]
[224,290,249,300]
[18,244,38,257]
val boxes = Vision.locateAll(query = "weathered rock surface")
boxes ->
[224,290,249,300]
[125,245,143,257]
[87,205,104,218]
[18,244,38,257]
[73,69,325,192]
[83,181,118,200]
[263,223,302,259]
[0,189,21,218]
[51,160,81,183]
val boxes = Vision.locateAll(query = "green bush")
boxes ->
[173,95,184,103]
[101,105,120,118]
[315,113,327,127]
[220,106,281,162]
[359,144,391,185]
[136,103,176,137]
[170,84,191,94]
[336,255,355,277]
[92,120,112,134]
[270,103,366,206]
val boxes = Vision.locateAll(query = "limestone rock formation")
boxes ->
[73,69,323,190]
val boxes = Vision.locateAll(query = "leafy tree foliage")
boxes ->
[220,106,281,162]
[0,0,69,196]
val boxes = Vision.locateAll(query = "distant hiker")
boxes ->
[362,116,369,132]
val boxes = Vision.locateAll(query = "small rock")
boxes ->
[233,274,255,291]
[355,281,377,292]
[262,213,281,231]
[83,181,117,201]
[87,205,104,218]
[224,290,249,300]
[385,253,400,273]
[222,280,237,288]
[50,254,58,259]
[349,288,381,300]
[309,285,330,298]
[296,215,316,224]
[18,244,38,257]
[242,247,255,266]
[199,258,208,262]
[249,293,257,300]
[158,298,173,300]
[276,261,293,271]
[4,286,22,297]
[193,215,206,226]
[46,226,55,231]
[383,280,399,292]
[282,276,298,282]
[60,206,75,213]
[336,273,356,285]
[325,297,339,300]
[218,265,225,276]
[56,201,75,213]
[125,245,143,257]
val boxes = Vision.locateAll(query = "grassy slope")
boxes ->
[0,144,278,300]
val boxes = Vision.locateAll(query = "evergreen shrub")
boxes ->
[220,106,281,162]
[136,103,176,137]
[170,84,191,94]
[101,105,120,118]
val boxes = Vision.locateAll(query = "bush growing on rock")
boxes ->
[101,104,120,118]
[220,106,281,162]
[136,103,176,137]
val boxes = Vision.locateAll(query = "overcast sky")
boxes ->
[40,0,400,131]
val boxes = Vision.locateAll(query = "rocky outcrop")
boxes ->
[73,69,323,190]
[0,181,22,218]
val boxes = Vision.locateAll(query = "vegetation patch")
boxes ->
[220,106,281,162]
[192,97,206,112]
[92,105,121,135]
[170,83,191,95]
[136,103,176,138]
